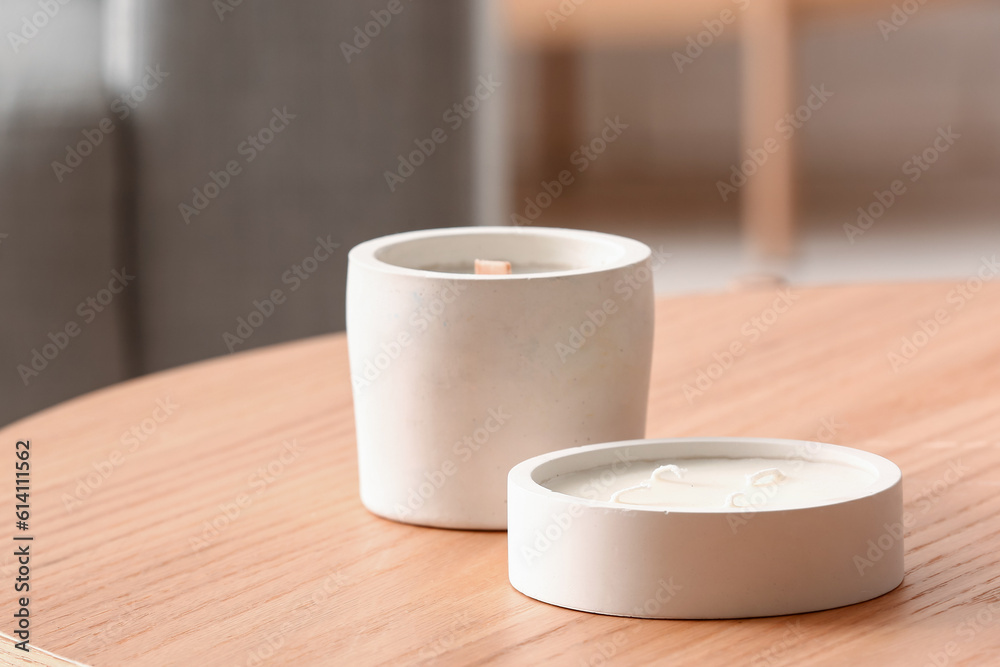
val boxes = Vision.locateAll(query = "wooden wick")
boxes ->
[474,259,512,275]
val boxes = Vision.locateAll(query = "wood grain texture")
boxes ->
[0,633,86,666]
[2,283,999,666]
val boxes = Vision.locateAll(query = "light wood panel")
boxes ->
[742,0,796,257]
[2,283,999,665]
[506,0,937,256]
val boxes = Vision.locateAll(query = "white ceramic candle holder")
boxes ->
[508,437,904,618]
[347,227,654,530]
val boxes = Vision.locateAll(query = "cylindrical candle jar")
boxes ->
[347,227,654,529]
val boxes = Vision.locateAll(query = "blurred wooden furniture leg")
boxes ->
[539,47,580,179]
[741,0,796,257]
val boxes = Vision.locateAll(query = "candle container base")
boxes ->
[347,227,654,530]
[508,437,904,619]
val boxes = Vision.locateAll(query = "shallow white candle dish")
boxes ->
[347,227,654,530]
[508,437,904,619]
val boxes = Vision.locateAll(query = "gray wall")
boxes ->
[0,0,503,425]
[1,0,131,424]
[125,1,490,372]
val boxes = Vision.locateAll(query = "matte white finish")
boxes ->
[545,457,878,510]
[508,438,904,618]
[347,227,654,529]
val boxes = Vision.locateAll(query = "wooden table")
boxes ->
[3,282,1000,666]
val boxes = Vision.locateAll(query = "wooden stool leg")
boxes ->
[741,0,796,258]
[539,47,580,179]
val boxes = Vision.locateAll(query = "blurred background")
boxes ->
[1,0,998,426]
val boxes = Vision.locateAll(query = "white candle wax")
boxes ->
[544,457,877,511]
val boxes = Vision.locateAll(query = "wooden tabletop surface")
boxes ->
[2,282,1000,666]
